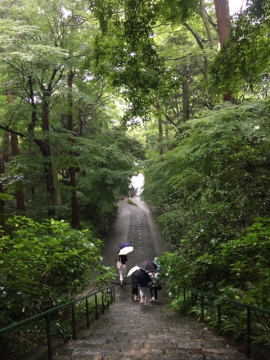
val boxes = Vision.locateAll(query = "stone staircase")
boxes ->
[53,283,247,360]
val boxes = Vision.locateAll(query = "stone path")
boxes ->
[101,196,169,279]
[52,197,247,360]
[53,282,246,359]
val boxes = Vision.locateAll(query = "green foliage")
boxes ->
[142,96,270,348]
[145,100,270,297]
[75,128,145,234]
[157,0,198,24]
[210,0,270,98]
[0,216,115,329]
[220,217,270,307]
[146,101,270,241]
[88,0,205,123]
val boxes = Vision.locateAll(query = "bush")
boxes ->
[0,216,115,328]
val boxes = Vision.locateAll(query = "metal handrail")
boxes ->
[0,284,115,360]
[188,288,270,359]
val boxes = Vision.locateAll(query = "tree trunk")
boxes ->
[54,171,61,211]
[67,71,80,230]
[198,0,215,47]
[214,0,231,47]
[11,133,25,212]
[158,117,163,155]
[7,90,26,212]
[155,96,164,155]
[182,68,190,122]
[41,98,55,218]
[214,0,232,101]
[0,130,10,231]
[165,123,170,153]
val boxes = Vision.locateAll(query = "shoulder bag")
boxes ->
[116,257,123,269]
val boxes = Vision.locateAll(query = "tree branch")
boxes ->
[183,23,205,50]
[0,125,25,138]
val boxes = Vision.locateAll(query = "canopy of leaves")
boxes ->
[0,0,145,233]
[0,2,146,355]
[87,0,202,122]
[210,0,270,98]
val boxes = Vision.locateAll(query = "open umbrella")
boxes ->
[127,265,140,277]
[118,246,134,255]
[138,260,158,272]
[118,242,132,249]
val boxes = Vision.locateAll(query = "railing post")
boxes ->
[247,307,251,359]
[218,304,221,327]
[201,294,204,320]
[71,304,76,340]
[107,288,110,308]
[0,284,126,360]
[86,298,90,329]
[110,285,113,303]
[102,289,105,314]
[95,293,98,320]
[45,315,52,360]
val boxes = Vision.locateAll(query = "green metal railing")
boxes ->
[185,288,270,359]
[0,284,115,360]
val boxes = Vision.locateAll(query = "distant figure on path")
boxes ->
[138,269,151,305]
[117,251,128,287]
[130,270,139,301]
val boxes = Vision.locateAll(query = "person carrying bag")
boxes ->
[137,269,151,305]
[116,251,128,287]
[149,271,162,301]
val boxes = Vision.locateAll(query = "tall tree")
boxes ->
[0,0,96,221]
[210,0,270,99]
[214,0,231,46]
[67,69,80,229]
[0,129,9,230]
[213,0,233,101]
[10,133,25,212]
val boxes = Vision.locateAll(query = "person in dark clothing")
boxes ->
[130,270,139,301]
[137,269,151,305]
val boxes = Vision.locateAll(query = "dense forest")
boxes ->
[1,0,270,357]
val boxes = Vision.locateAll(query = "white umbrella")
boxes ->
[127,265,140,277]
[118,246,133,255]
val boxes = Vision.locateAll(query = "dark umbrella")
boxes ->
[118,242,132,249]
[152,261,160,271]
[138,260,158,272]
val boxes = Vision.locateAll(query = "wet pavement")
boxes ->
[101,195,169,279]
[53,197,247,360]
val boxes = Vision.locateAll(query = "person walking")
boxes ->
[130,270,139,301]
[117,251,128,287]
[137,269,151,305]
[149,271,162,301]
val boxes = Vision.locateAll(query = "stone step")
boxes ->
[52,287,247,360]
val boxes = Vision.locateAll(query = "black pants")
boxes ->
[131,287,138,295]
[150,286,158,300]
